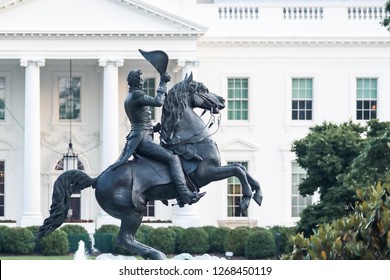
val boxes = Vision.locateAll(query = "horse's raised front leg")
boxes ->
[116,211,166,260]
[193,164,253,213]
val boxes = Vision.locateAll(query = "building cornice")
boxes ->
[198,37,390,46]
[0,31,204,38]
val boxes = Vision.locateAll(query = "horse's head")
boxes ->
[185,73,225,114]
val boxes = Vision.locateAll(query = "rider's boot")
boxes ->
[170,156,204,207]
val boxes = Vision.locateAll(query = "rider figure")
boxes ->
[111,69,200,207]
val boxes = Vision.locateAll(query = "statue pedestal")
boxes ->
[171,204,201,228]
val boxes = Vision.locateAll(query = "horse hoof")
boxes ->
[147,251,166,260]
[239,197,250,213]
[253,194,263,206]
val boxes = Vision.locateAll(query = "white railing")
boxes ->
[283,6,324,20]
[348,6,389,20]
[218,6,259,20]
[211,2,388,22]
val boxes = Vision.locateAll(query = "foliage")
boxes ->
[94,224,119,253]
[95,224,120,234]
[381,1,390,31]
[0,226,10,252]
[177,227,209,254]
[134,224,153,245]
[346,121,390,187]
[26,225,43,253]
[268,225,296,254]
[2,227,35,255]
[168,226,185,254]
[61,224,91,253]
[40,229,69,256]
[285,183,390,260]
[245,229,276,259]
[147,227,176,254]
[292,121,366,235]
[224,227,250,256]
[209,227,230,253]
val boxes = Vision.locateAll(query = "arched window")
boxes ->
[54,158,84,171]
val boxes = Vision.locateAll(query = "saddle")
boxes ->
[129,154,199,209]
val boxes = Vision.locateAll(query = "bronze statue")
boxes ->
[36,50,263,260]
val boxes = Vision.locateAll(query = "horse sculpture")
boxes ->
[37,74,263,260]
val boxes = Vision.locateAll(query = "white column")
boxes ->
[98,59,124,170]
[97,58,123,227]
[20,58,45,227]
[176,59,200,80]
[172,59,202,228]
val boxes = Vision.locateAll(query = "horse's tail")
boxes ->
[36,170,97,239]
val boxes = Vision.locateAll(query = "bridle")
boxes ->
[161,84,222,149]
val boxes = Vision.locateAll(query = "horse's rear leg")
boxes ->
[194,164,253,213]
[233,163,263,206]
[116,211,166,260]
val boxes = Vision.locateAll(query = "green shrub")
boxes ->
[168,226,185,254]
[61,225,91,253]
[95,224,120,234]
[268,226,296,255]
[245,229,276,259]
[286,183,390,260]
[147,227,176,254]
[94,233,114,253]
[0,226,10,253]
[224,227,250,256]
[40,229,69,255]
[135,224,153,245]
[209,227,230,253]
[94,224,119,253]
[177,227,209,254]
[2,227,35,255]
[26,225,43,253]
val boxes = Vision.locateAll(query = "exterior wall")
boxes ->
[0,0,389,229]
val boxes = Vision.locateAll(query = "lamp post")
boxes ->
[62,59,78,172]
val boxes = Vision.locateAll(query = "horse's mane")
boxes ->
[161,79,195,141]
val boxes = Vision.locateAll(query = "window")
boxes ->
[227,161,248,217]
[292,78,312,120]
[59,77,81,121]
[143,201,155,217]
[144,78,156,120]
[0,77,5,120]
[0,161,4,216]
[291,162,312,217]
[356,78,377,120]
[227,78,248,120]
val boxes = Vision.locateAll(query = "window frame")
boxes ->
[221,73,254,126]
[350,74,382,122]
[291,161,312,218]
[226,161,249,218]
[285,74,318,127]
[52,72,87,126]
[0,160,4,217]
[0,73,11,126]
[355,77,378,121]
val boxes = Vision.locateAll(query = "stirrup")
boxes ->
[177,191,206,207]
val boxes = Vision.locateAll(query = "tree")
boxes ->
[381,1,390,31]
[292,120,390,236]
[292,121,366,235]
[346,120,390,187]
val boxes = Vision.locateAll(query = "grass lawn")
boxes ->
[0,255,96,260]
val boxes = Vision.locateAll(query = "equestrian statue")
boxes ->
[37,50,263,260]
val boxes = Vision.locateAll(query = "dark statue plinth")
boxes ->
[37,50,262,260]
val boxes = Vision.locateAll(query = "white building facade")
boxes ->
[0,0,389,230]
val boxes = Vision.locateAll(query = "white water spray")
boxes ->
[74,240,88,260]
